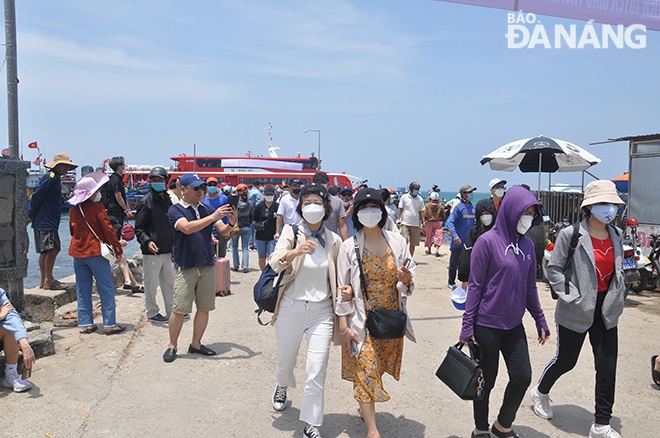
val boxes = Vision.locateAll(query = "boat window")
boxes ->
[197,159,224,168]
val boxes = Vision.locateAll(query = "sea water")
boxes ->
[24,214,141,289]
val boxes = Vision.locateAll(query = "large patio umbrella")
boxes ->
[480,136,601,191]
[611,172,629,193]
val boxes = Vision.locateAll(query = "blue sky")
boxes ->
[3,1,659,194]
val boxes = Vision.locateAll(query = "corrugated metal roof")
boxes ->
[591,133,660,145]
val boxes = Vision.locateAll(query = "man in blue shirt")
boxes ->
[1,288,36,392]
[446,184,477,290]
[29,153,78,290]
[163,173,235,363]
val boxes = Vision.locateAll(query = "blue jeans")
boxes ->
[74,256,117,328]
[249,223,256,247]
[255,239,276,259]
[231,227,251,269]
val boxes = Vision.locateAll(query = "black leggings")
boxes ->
[537,293,618,425]
[473,324,532,431]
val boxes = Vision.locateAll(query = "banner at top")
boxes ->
[436,0,660,31]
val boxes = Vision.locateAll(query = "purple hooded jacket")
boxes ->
[460,185,549,341]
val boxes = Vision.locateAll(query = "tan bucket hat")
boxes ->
[45,153,78,169]
[580,180,624,208]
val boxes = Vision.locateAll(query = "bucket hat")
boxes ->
[580,180,624,208]
[488,178,507,189]
[68,172,109,205]
[45,153,78,170]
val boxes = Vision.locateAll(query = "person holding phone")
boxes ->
[336,188,416,438]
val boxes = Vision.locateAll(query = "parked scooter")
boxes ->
[642,233,660,291]
[624,217,653,294]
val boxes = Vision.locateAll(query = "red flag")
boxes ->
[1,148,9,156]
[33,155,41,166]
[28,141,38,149]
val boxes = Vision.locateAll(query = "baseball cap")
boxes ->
[180,173,205,188]
[300,183,329,201]
[409,181,421,190]
[451,285,467,311]
[263,185,276,195]
[206,177,219,185]
[289,178,302,186]
[353,188,384,210]
[312,171,329,183]
[488,178,507,189]
[459,184,477,194]
[339,186,353,195]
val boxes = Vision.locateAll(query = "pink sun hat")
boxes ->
[68,172,109,205]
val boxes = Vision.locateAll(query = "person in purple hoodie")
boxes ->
[459,185,550,438]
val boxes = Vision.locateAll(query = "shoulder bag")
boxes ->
[435,340,484,400]
[79,205,118,264]
[353,237,407,339]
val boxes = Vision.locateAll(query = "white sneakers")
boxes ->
[589,424,622,438]
[2,371,32,392]
[529,384,553,419]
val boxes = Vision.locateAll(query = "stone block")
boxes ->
[24,284,77,322]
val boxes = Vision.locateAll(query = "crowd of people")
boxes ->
[3,154,656,438]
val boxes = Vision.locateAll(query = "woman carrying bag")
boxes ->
[336,188,416,438]
[530,180,625,438]
[68,172,126,335]
[268,183,342,438]
[459,185,550,438]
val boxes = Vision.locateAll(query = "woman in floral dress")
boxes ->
[336,188,416,438]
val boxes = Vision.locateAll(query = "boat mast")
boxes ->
[265,122,280,158]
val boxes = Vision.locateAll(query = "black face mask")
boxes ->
[291,188,302,195]
[240,194,248,201]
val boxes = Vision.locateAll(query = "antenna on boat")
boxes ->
[265,122,280,158]
[193,143,197,174]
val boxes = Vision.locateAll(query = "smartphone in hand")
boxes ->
[350,340,361,357]
[228,195,239,208]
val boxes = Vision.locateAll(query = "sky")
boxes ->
[3,0,659,194]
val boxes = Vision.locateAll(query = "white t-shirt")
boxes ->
[277,194,301,225]
[399,193,425,227]
[285,242,330,302]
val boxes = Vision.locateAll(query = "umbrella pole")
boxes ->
[538,154,542,194]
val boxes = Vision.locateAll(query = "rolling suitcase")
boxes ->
[215,257,231,296]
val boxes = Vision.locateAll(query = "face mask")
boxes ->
[291,188,302,195]
[480,213,493,227]
[149,182,164,192]
[93,192,102,202]
[302,204,325,224]
[207,186,218,194]
[240,194,248,200]
[467,193,474,201]
[517,215,534,235]
[412,190,419,196]
[264,195,274,202]
[591,204,618,224]
[494,188,505,198]
[343,200,352,208]
[259,186,264,192]
[357,207,382,229]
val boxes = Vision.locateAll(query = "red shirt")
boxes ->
[591,235,614,293]
[68,201,123,259]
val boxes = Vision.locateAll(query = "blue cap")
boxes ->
[339,186,353,195]
[451,285,467,311]
[180,173,205,188]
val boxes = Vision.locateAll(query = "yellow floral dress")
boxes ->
[342,247,404,402]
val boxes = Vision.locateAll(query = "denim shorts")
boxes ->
[255,239,276,259]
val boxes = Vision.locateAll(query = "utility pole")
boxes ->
[1,0,27,310]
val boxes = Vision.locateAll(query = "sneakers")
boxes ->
[148,313,168,324]
[530,384,553,419]
[589,424,622,438]
[448,283,457,290]
[303,424,322,438]
[2,371,32,392]
[272,385,287,411]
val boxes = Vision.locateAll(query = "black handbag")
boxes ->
[435,340,484,401]
[353,237,407,339]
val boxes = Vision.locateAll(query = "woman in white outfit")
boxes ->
[268,183,342,438]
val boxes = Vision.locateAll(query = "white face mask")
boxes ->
[494,188,505,198]
[357,207,382,229]
[591,204,618,224]
[264,195,274,203]
[302,204,325,224]
[517,215,534,234]
[93,192,102,202]
[342,200,352,208]
[480,213,493,227]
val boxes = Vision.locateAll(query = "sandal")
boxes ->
[46,280,68,290]
[105,325,127,336]
[79,325,98,334]
[491,425,519,438]
[652,355,660,387]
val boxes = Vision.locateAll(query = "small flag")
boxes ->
[33,155,41,166]
[1,148,9,156]
[28,141,38,149]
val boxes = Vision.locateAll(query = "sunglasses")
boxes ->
[193,184,207,191]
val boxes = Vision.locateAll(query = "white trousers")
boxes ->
[275,296,334,427]
[142,253,175,318]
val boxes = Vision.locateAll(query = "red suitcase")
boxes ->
[215,257,231,296]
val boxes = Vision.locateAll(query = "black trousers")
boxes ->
[473,324,532,431]
[537,292,618,425]
[448,247,462,285]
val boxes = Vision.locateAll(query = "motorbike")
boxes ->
[623,217,653,294]
[642,233,660,291]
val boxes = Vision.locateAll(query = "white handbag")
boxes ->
[79,205,118,264]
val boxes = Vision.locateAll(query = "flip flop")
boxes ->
[652,355,660,387]
[46,280,68,290]
[105,325,127,336]
[79,325,98,334]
